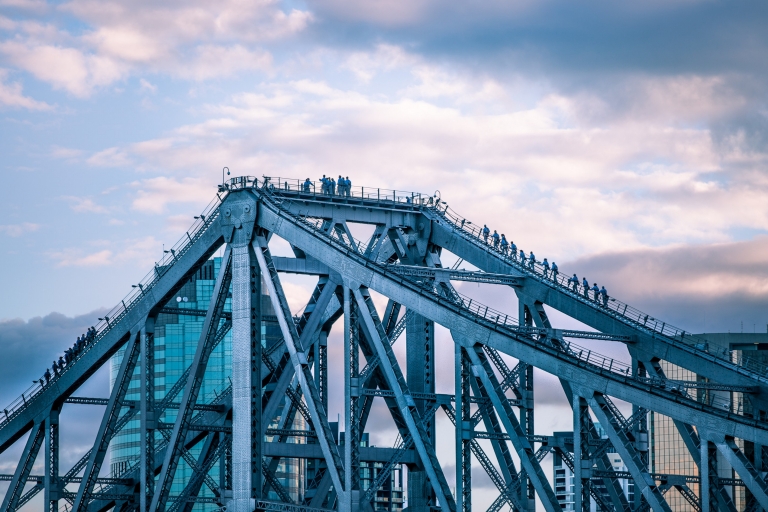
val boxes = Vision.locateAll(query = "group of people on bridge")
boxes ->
[479,224,610,306]
[307,175,353,196]
[42,327,97,386]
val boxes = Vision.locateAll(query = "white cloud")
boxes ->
[62,196,109,214]
[139,78,156,93]
[131,177,213,214]
[0,69,52,110]
[87,147,132,167]
[0,40,125,97]
[0,222,40,237]
[51,146,83,159]
[50,236,160,267]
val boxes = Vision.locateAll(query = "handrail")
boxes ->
[261,175,768,381]
[259,186,757,425]
[0,193,225,431]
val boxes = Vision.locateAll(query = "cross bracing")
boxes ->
[0,176,766,511]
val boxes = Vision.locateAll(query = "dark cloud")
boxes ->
[0,309,108,408]
[566,237,768,334]
[306,0,768,78]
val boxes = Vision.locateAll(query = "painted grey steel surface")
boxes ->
[4,176,768,512]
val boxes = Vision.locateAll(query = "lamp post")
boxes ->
[222,166,230,185]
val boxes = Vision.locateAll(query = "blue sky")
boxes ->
[1,0,768,505]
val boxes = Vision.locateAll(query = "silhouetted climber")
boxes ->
[601,286,609,306]
[582,277,589,298]
[510,241,517,259]
[542,258,550,278]
[528,252,536,270]
[44,368,51,385]
[303,178,311,193]
[500,234,509,255]
[551,262,559,282]
[591,283,600,302]
[569,274,579,292]
[482,225,490,243]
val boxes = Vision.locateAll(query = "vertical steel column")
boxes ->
[633,359,650,512]
[518,302,535,511]
[455,345,471,512]
[316,330,329,412]
[232,243,261,510]
[343,286,360,511]
[406,311,435,509]
[573,395,590,512]
[141,319,156,512]
[700,436,711,512]
[44,408,59,512]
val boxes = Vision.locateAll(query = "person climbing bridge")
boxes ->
[510,240,517,259]
[542,258,550,278]
[582,277,589,298]
[44,368,51,385]
[569,274,579,292]
[492,230,500,249]
[551,261,559,282]
[528,251,536,270]
[482,225,490,243]
[601,285,609,306]
[519,249,526,264]
[303,178,312,193]
[345,176,352,197]
[500,234,509,255]
[591,283,600,302]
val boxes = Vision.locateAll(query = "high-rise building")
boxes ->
[339,432,405,512]
[553,424,633,511]
[650,332,768,511]
[110,257,296,509]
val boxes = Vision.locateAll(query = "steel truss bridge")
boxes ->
[1,176,768,512]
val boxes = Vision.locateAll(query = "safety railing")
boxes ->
[263,175,768,380]
[260,187,754,423]
[0,193,226,431]
[426,201,768,379]
[261,176,429,207]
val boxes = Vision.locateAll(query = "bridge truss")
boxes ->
[1,176,768,512]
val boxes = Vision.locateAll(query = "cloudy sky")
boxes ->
[1,0,768,508]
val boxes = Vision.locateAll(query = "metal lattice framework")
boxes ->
[1,175,768,512]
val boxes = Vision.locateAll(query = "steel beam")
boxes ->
[231,242,261,510]
[353,286,456,512]
[1,420,44,512]
[707,430,768,510]
[585,391,671,512]
[73,328,141,511]
[141,320,156,512]
[458,339,560,512]
[150,246,232,512]
[253,241,347,504]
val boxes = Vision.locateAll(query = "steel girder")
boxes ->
[73,328,142,511]
[256,191,768,445]
[253,242,348,505]
[274,189,768,399]
[5,181,768,512]
[353,286,457,512]
[150,246,233,512]
[0,213,225,455]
